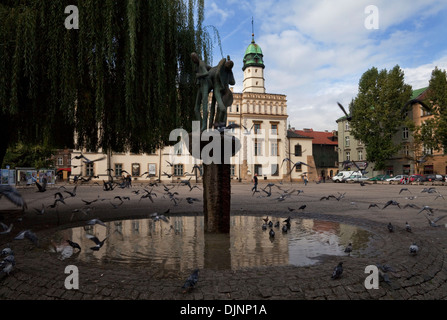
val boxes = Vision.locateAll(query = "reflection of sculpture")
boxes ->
[192,53,235,131]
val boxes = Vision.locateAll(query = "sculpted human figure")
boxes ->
[192,53,235,131]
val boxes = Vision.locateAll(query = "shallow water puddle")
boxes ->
[49,215,373,272]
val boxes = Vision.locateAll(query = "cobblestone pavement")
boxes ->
[0,180,446,301]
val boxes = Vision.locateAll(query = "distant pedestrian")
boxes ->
[303,174,308,186]
[252,173,258,193]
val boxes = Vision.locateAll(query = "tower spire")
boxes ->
[251,17,255,43]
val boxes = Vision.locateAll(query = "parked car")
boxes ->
[368,174,391,181]
[332,171,354,183]
[344,174,370,182]
[386,175,408,182]
[424,174,444,181]
[409,174,427,182]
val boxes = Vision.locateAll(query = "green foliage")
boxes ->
[3,143,55,169]
[350,65,412,170]
[0,0,213,165]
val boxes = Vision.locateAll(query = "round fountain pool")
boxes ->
[49,215,374,272]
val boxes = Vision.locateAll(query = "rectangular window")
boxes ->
[403,165,410,175]
[230,165,235,176]
[254,141,262,156]
[402,127,409,139]
[294,144,302,157]
[132,163,140,177]
[114,164,123,177]
[295,164,302,172]
[271,142,278,156]
[86,163,94,176]
[254,123,261,134]
[254,164,262,176]
[358,150,363,161]
[345,136,350,147]
[271,124,278,135]
[57,157,63,166]
[346,152,351,161]
[345,122,350,131]
[174,164,184,176]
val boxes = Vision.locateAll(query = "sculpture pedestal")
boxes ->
[188,130,240,234]
[203,163,231,233]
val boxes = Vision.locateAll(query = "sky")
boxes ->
[202,0,447,132]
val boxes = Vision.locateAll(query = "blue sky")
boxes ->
[202,0,447,131]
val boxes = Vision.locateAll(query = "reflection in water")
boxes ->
[50,215,372,272]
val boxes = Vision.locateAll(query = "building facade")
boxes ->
[70,34,311,183]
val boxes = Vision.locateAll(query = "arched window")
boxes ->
[294,144,302,157]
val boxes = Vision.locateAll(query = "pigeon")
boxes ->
[344,243,353,255]
[34,203,46,215]
[182,269,199,293]
[382,200,401,209]
[64,186,77,197]
[86,219,107,227]
[281,225,288,233]
[298,205,306,211]
[0,252,15,276]
[86,234,107,251]
[424,214,447,227]
[274,221,280,228]
[0,185,27,210]
[399,188,411,194]
[14,230,38,245]
[368,203,379,209]
[35,180,47,192]
[261,223,268,230]
[337,102,352,121]
[387,222,394,233]
[186,197,200,204]
[409,243,419,256]
[417,206,437,215]
[405,222,412,232]
[0,222,13,235]
[331,262,343,279]
[403,203,420,209]
[269,228,275,238]
[66,239,81,251]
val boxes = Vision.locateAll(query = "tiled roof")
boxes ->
[287,130,313,139]
[294,129,338,145]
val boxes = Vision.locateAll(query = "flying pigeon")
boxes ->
[86,219,107,227]
[182,269,199,293]
[14,230,38,245]
[0,185,27,210]
[86,234,107,251]
[66,239,81,251]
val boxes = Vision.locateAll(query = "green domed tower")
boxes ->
[242,33,265,93]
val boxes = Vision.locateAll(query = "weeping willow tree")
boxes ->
[0,0,219,167]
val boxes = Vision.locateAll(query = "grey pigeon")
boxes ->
[382,200,400,209]
[344,243,353,255]
[269,228,275,238]
[405,222,412,232]
[424,214,447,227]
[0,222,13,235]
[86,219,107,227]
[409,243,419,256]
[0,185,27,210]
[14,230,38,245]
[182,269,199,293]
[331,262,343,279]
[387,222,394,233]
[86,234,107,251]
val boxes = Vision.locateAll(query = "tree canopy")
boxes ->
[349,65,413,171]
[0,0,215,167]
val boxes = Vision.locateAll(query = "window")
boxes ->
[174,164,184,176]
[57,157,63,166]
[294,144,302,157]
[254,164,262,175]
[345,122,350,131]
[230,165,235,176]
[271,164,279,176]
[423,145,433,155]
[271,124,278,135]
[86,163,94,176]
[254,141,263,156]
[132,163,140,177]
[346,152,351,161]
[358,150,363,161]
[114,164,123,177]
[345,136,350,147]
[403,165,410,175]
[295,164,302,172]
[402,127,409,140]
[254,123,261,134]
[271,142,278,156]
[236,104,239,113]
[402,145,409,157]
